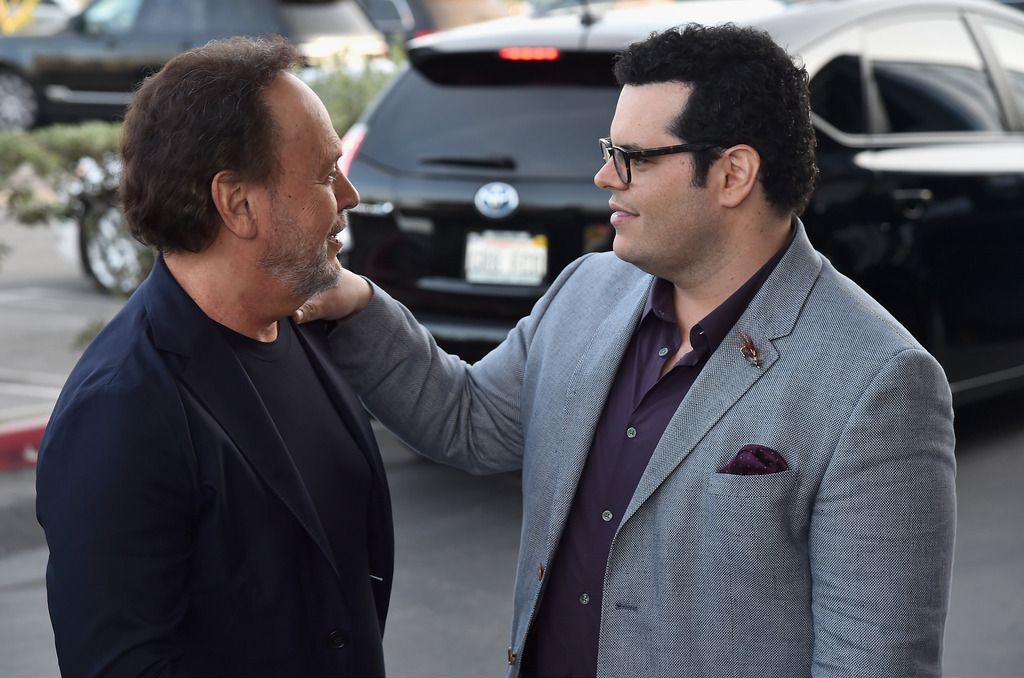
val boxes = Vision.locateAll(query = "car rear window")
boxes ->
[280,0,381,38]
[359,52,621,179]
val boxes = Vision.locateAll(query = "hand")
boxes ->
[293,268,373,323]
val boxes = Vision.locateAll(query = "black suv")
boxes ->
[342,0,1024,404]
[0,0,386,131]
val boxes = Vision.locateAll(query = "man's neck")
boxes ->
[164,252,287,342]
[670,216,792,339]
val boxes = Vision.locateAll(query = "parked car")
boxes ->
[339,0,1024,404]
[0,0,387,131]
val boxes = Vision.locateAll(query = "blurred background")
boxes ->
[2,0,1023,675]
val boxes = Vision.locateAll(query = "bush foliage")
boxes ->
[0,60,399,226]
[0,122,122,225]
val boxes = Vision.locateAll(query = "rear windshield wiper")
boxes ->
[418,155,516,170]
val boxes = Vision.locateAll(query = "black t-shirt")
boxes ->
[221,319,383,675]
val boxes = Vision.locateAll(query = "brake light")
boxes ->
[499,47,560,61]
[339,122,367,177]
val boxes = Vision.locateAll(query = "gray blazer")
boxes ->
[330,222,956,677]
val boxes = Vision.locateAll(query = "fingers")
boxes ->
[292,271,373,323]
[292,300,317,324]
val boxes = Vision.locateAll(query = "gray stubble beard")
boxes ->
[258,193,344,301]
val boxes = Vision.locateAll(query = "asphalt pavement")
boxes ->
[1,219,1023,677]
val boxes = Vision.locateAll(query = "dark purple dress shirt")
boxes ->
[522,231,793,677]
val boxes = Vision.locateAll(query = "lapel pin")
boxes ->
[738,331,763,369]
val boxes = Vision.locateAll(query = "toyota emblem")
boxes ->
[474,182,519,219]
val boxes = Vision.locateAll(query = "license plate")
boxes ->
[464,230,548,286]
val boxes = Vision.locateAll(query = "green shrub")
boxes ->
[0,121,122,177]
[307,42,404,134]
[309,62,399,135]
[0,60,398,215]
[0,122,122,225]
[0,60,398,282]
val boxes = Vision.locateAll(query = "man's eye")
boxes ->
[326,169,339,183]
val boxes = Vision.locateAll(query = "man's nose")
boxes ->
[336,173,360,211]
[595,157,625,190]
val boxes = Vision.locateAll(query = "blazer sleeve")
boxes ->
[36,383,196,677]
[328,255,593,475]
[809,347,956,677]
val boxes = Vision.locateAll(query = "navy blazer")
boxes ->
[36,257,393,677]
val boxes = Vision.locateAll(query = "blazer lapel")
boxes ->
[622,221,824,523]
[621,322,779,522]
[544,272,654,555]
[142,259,339,577]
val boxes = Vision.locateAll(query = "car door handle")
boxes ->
[891,188,933,220]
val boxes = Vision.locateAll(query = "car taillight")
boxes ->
[340,122,368,176]
[498,47,560,61]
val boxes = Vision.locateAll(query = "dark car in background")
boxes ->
[0,0,387,131]
[341,0,1024,404]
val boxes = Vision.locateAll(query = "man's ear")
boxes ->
[211,170,258,240]
[713,144,761,208]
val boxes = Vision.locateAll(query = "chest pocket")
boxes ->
[703,469,811,670]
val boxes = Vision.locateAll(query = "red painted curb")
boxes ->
[0,418,47,472]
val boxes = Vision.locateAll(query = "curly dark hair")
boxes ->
[614,23,818,216]
[120,36,303,253]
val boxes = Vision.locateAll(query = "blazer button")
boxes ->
[327,630,347,649]
[507,646,517,665]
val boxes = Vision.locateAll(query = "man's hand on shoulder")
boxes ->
[293,268,373,323]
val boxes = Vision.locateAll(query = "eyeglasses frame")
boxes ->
[599,137,721,185]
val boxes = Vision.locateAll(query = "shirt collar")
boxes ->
[642,224,796,353]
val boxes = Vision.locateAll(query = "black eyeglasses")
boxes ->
[599,137,719,185]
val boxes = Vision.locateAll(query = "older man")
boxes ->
[37,37,392,676]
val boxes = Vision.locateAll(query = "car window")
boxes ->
[978,19,1024,121]
[810,54,865,135]
[360,55,620,179]
[135,0,205,33]
[208,0,280,34]
[865,16,1004,133]
[280,0,379,39]
[804,27,866,135]
[81,0,144,34]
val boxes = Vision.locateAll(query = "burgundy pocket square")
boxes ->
[719,444,788,475]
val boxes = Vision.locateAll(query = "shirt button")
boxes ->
[658,347,669,357]
[602,510,613,522]
[626,426,637,439]
[579,593,591,605]
[538,562,544,580]
[327,629,347,649]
